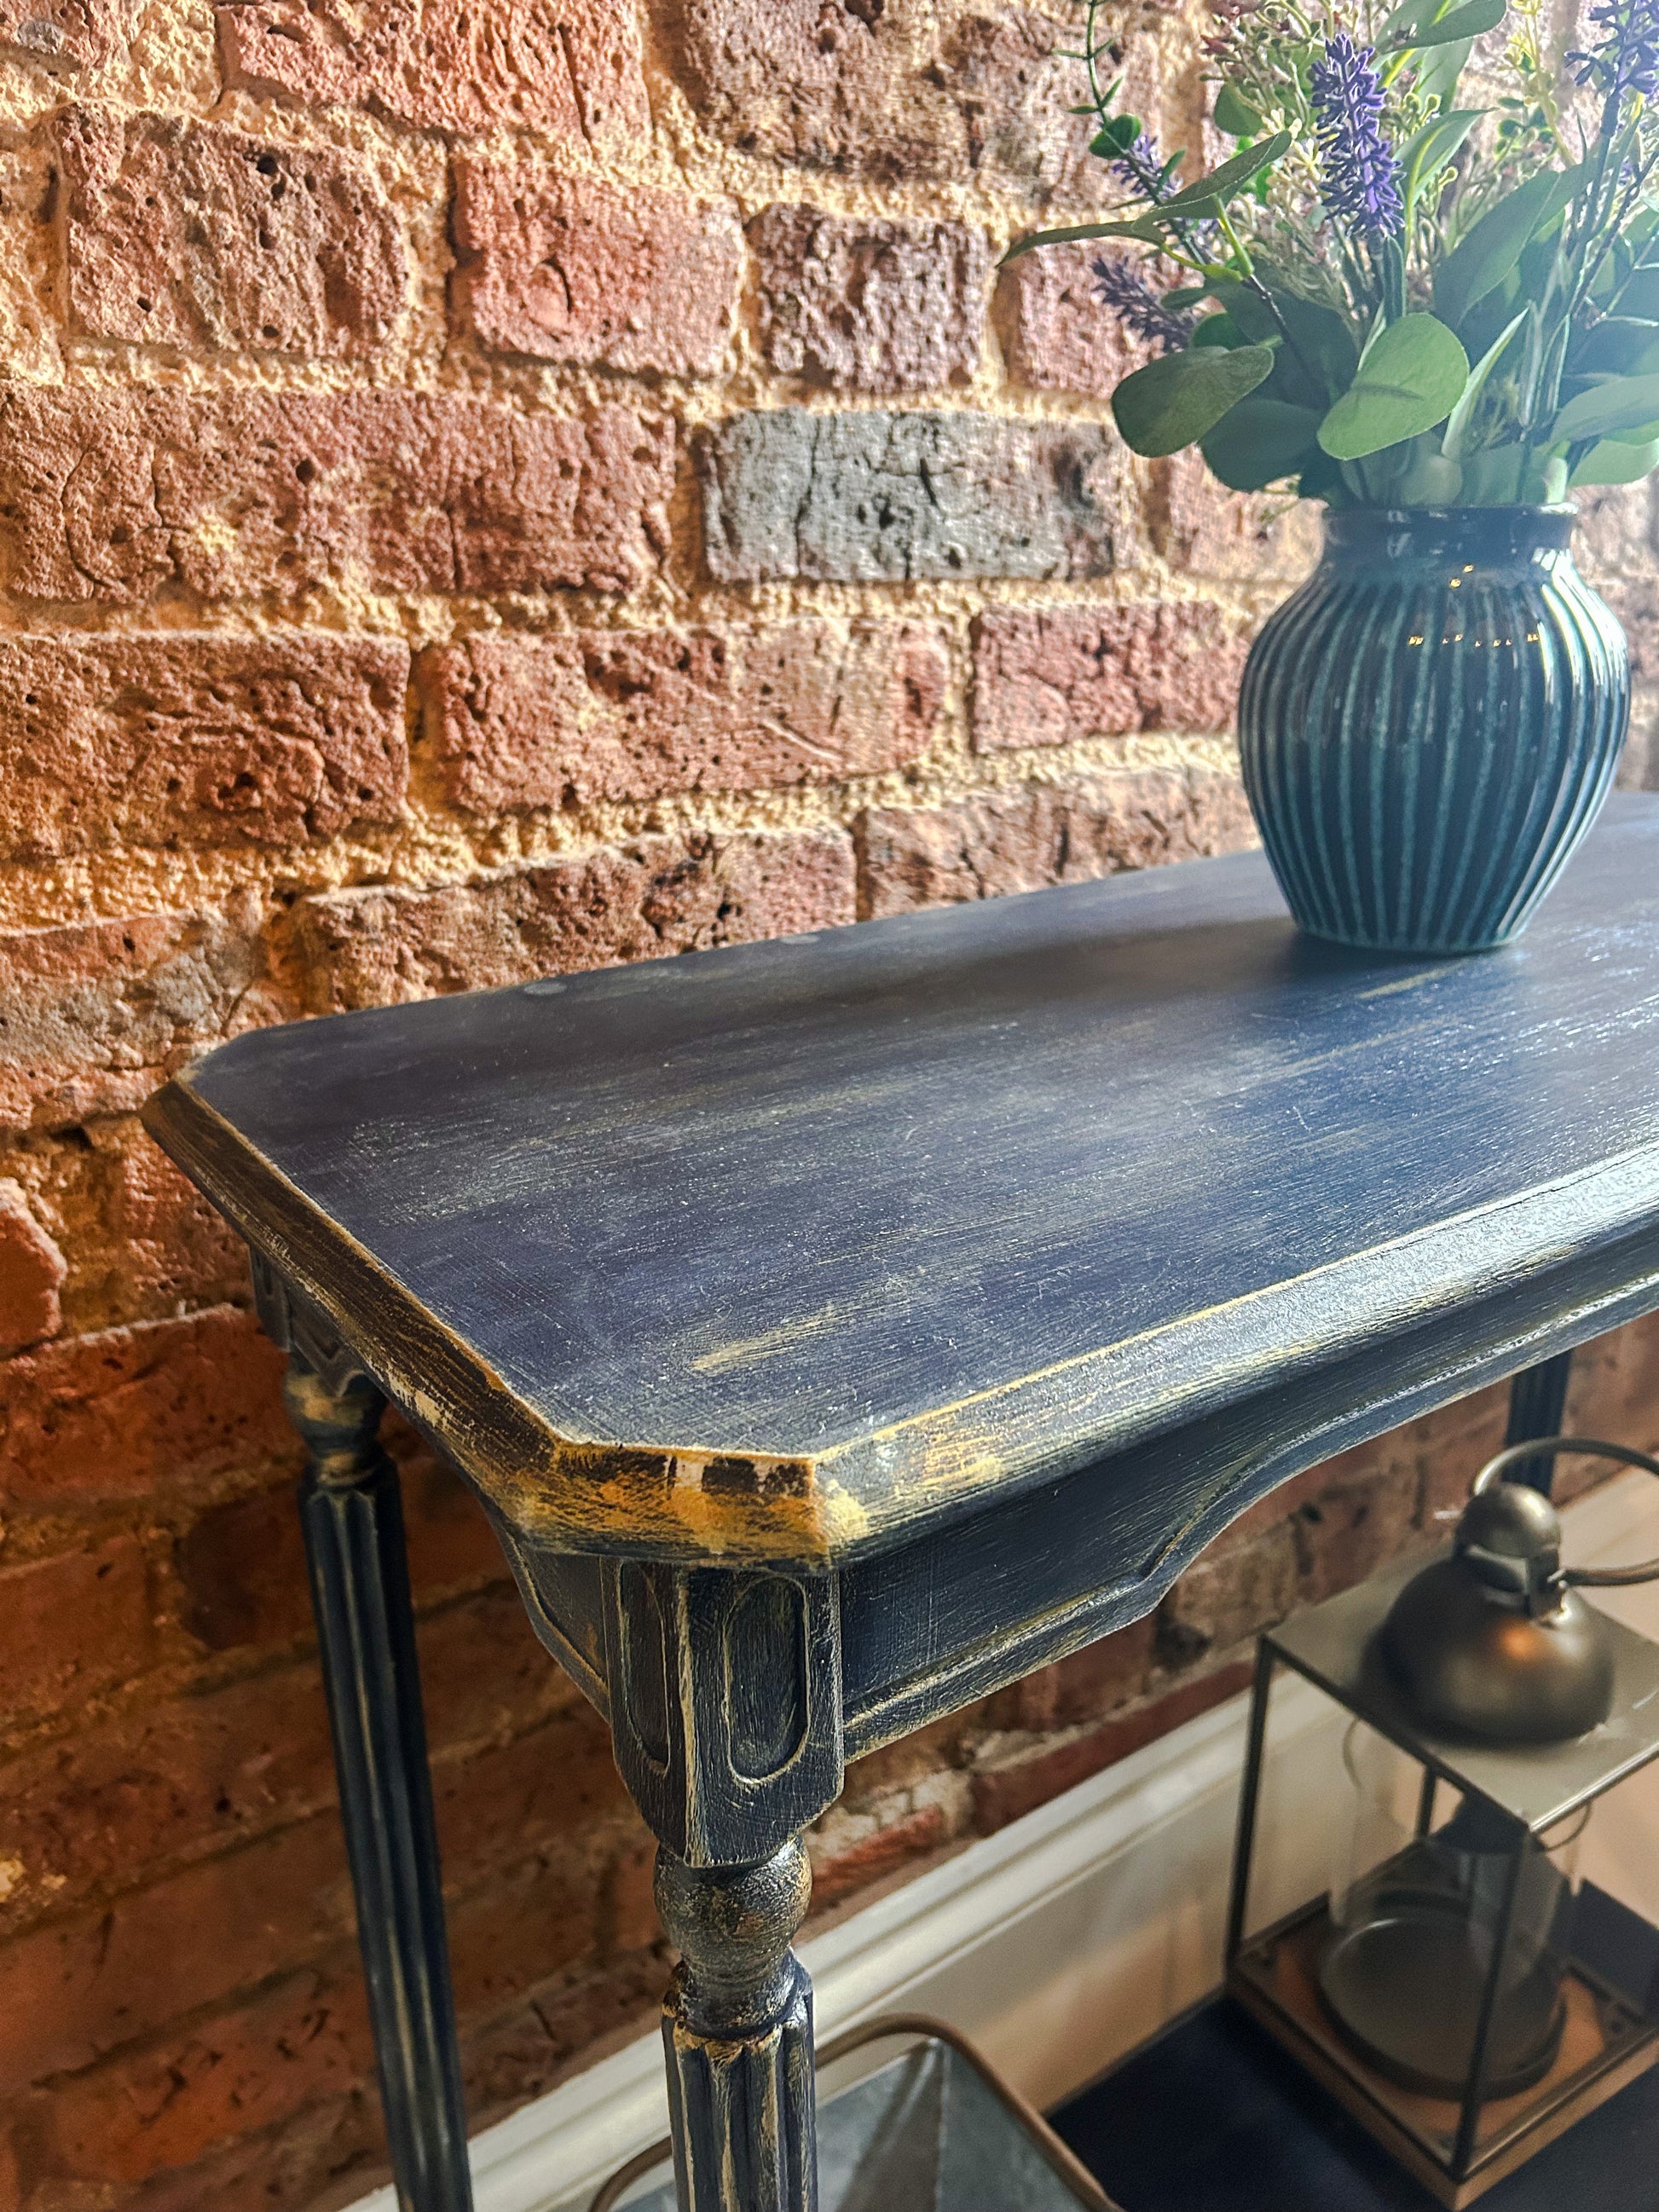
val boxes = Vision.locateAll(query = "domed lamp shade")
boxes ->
[1224,1440,1659,2208]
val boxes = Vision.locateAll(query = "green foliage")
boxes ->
[1033,0,1659,507]
[1112,343,1278,455]
[1201,399,1326,486]
[1318,315,1471,459]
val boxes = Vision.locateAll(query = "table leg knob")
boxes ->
[656,1840,818,2212]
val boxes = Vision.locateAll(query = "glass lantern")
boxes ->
[1225,1440,1659,2206]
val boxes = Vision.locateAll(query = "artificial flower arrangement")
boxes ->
[1010,0,1659,506]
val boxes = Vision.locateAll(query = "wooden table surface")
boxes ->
[147,792,1659,1572]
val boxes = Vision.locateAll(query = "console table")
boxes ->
[142,791,1659,2212]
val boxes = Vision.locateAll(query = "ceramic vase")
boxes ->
[1237,505,1628,954]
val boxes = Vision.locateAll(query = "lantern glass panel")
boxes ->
[1227,1645,1659,2205]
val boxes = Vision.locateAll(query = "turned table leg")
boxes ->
[1505,1348,1574,1494]
[656,1841,818,2212]
[287,1354,475,2212]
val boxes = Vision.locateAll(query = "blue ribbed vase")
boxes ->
[1238,506,1628,954]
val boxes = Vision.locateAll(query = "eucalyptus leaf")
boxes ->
[1434,169,1575,331]
[1386,0,1505,48]
[1552,370,1659,441]
[1113,341,1277,456]
[1002,217,1166,261]
[1617,269,1659,319]
[1441,309,1526,461]
[1212,83,1262,136]
[1193,313,1246,348]
[1154,130,1292,215]
[1318,314,1470,460]
[1207,277,1358,407]
[1569,435,1659,484]
[1199,399,1323,488]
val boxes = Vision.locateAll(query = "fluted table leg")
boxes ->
[288,1354,474,2212]
[656,1840,818,2212]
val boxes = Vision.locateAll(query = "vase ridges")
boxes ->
[1239,508,1629,956]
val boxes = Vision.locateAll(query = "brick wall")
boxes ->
[2,2,1658,2206]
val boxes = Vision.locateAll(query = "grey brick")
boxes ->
[698,408,1123,583]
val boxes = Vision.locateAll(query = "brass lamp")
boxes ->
[1224,1439,1659,2206]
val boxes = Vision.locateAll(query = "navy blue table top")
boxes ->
[146,793,1659,1567]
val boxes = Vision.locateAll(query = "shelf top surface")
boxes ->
[147,794,1659,1566]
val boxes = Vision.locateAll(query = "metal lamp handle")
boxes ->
[1471,1436,1659,1586]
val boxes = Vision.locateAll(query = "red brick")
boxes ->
[454,165,741,374]
[659,0,1113,197]
[432,1705,630,1880]
[1574,482,1655,580]
[752,204,987,392]
[997,242,1147,397]
[0,631,408,859]
[1158,1523,1298,1666]
[419,622,945,814]
[0,1179,65,1351]
[443,1846,598,2021]
[0,1305,292,1509]
[996,1615,1158,1734]
[809,1801,948,1908]
[857,769,1256,919]
[49,1120,251,1330]
[117,2094,370,2212]
[972,603,1248,754]
[969,1661,1253,1833]
[51,105,408,359]
[292,828,858,1013]
[0,0,135,70]
[176,1440,506,1652]
[1153,449,1322,586]
[0,1813,359,2092]
[218,0,649,141]
[0,1589,570,1934]
[1291,1464,1420,1605]
[0,386,673,604]
[0,1534,153,1731]
[9,1966,369,2192]
[600,1834,661,1956]
[0,904,280,1136]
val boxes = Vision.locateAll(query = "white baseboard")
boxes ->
[349,1469,1659,2212]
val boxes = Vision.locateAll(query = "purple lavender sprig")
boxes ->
[1569,0,1659,102]
[1111,128,1174,201]
[1093,256,1195,353]
[1309,32,1404,240]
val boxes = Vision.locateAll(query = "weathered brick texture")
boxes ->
[0,1181,66,1352]
[2,0,1655,2201]
[657,0,1118,197]
[857,767,1257,917]
[52,105,409,357]
[997,241,1145,396]
[700,410,1124,581]
[217,0,650,140]
[972,604,1250,751]
[419,622,946,812]
[454,167,742,373]
[0,632,408,856]
[0,388,673,602]
[292,829,858,1011]
[0,0,136,67]
[0,906,275,1135]
[753,205,989,391]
